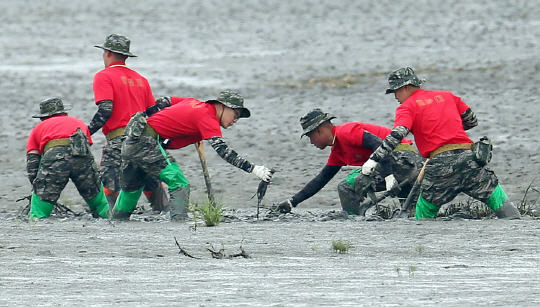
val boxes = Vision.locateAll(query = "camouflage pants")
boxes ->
[33,146,101,203]
[100,135,165,197]
[420,149,498,206]
[338,149,425,215]
[120,134,176,192]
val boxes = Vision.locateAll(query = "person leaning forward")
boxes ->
[112,90,274,220]
[362,67,520,219]
[26,98,109,219]
[87,34,168,212]
[275,108,424,215]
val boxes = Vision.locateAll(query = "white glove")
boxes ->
[384,174,398,191]
[252,165,273,182]
[361,159,378,175]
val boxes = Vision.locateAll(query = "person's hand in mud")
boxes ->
[275,198,293,213]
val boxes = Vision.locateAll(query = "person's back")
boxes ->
[27,98,109,219]
[29,116,93,152]
[147,97,221,149]
[396,88,472,157]
[93,64,154,136]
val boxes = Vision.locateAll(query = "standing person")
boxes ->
[361,67,520,219]
[26,98,109,219]
[88,34,167,211]
[112,90,274,220]
[275,109,424,215]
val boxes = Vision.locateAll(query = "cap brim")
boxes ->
[239,108,250,118]
[385,88,395,94]
[94,45,137,57]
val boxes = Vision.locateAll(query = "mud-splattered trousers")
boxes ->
[415,149,517,219]
[338,148,425,215]
[114,133,189,220]
[100,135,167,210]
[31,146,108,218]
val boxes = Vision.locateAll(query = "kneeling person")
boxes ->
[276,109,424,215]
[113,90,273,220]
[26,98,109,219]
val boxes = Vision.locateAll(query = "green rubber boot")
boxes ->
[415,195,439,220]
[85,187,110,218]
[29,193,55,219]
[169,185,190,221]
[112,188,143,220]
[485,185,521,219]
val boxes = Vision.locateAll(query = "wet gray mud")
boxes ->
[1,0,540,306]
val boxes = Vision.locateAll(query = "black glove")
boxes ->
[276,199,293,213]
[145,105,160,117]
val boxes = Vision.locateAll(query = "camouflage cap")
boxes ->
[94,34,137,57]
[385,67,426,94]
[206,90,251,118]
[32,97,72,118]
[300,108,336,138]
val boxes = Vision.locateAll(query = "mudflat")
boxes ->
[1,1,539,306]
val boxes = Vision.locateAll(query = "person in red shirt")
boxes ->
[275,108,424,215]
[88,34,167,212]
[362,67,520,219]
[112,90,274,220]
[26,98,109,219]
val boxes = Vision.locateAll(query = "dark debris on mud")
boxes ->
[3,199,540,224]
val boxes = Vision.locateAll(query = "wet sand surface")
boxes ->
[1,0,540,305]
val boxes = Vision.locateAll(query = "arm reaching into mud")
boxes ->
[276,165,341,213]
[461,108,478,131]
[207,137,272,181]
[87,100,113,135]
[291,165,342,206]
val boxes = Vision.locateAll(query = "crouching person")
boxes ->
[362,67,521,219]
[275,109,424,216]
[112,90,273,221]
[26,98,109,219]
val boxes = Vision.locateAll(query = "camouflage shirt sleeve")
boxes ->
[208,137,254,173]
[146,96,172,117]
[370,126,410,162]
[26,153,41,184]
[461,108,478,131]
[88,100,113,135]
[290,164,341,206]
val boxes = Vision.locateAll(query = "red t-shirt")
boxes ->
[147,97,222,149]
[394,89,472,158]
[27,115,93,154]
[327,122,413,166]
[93,61,155,135]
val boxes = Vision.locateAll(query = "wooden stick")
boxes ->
[194,141,215,206]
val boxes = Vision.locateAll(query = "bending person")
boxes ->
[112,90,273,220]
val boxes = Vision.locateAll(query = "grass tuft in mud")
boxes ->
[332,239,352,254]
[189,198,224,227]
